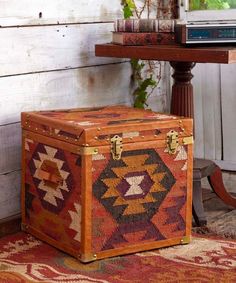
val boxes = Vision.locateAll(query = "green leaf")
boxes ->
[139,77,157,91]
[134,100,145,108]
[123,6,133,19]
[133,88,148,108]
[131,59,145,74]
[126,0,136,9]
[122,0,135,18]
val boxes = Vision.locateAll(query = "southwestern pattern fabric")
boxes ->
[23,106,183,147]
[25,139,82,250]
[34,106,178,127]
[0,232,235,283]
[92,145,188,253]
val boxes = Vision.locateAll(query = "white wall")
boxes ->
[193,63,236,173]
[0,0,128,219]
[0,1,169,219]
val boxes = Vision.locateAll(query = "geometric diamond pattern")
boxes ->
[93,149,176,224]
[116,171,154,200]
[93,148,177,250]
[29,144,74,214]
[90,144,192,253]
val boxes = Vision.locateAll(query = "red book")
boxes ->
[114,19,176,33]
[112,32,176,46]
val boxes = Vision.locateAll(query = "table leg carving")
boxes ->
[208,166,236,208]
[170,61,196,118]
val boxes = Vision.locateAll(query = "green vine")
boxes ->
[121,0,136,18]
[121,0,159,109]
[131,59,157,108]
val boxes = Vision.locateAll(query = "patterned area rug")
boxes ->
[0,232,235,283]
[193,189,236,240]
[207,210,236,239]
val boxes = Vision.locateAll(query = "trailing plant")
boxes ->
[131,59,157,108]
[121,0,160,109]
[121,0,136,18]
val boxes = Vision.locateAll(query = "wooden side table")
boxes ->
[95,43,236,226]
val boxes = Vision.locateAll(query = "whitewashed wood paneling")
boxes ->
[0,62,132,175]
[221,64,236,164]
[147,62,171,113]
[0,0,122,26]
[0,0,132,221]
[192,64,204,158]
[0,123,21,174]
[0,171,21,219]
[192,63,222,160]
[0,23,124,77]
[0,62,132,125]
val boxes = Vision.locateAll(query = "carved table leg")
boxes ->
[208,166,236,208]
[170,62,196,118]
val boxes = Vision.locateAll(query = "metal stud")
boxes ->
[82,143,89,147]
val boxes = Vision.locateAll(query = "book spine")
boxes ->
[114,19,175,33]
[113,32,176,46]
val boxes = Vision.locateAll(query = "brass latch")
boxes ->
[111,135,123,160]
[166,130,179,154]
[183,136,194,145]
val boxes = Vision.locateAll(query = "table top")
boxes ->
[95,43,236,64]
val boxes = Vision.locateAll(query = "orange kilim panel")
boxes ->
[92,145,188,253]
[25,139,82,251]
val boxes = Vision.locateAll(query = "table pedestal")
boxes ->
[170,62,195,118]
[170,61,236,226]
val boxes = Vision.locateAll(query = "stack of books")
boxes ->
[112,19,176,46]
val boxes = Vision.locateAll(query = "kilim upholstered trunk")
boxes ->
[21,105,193,262]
